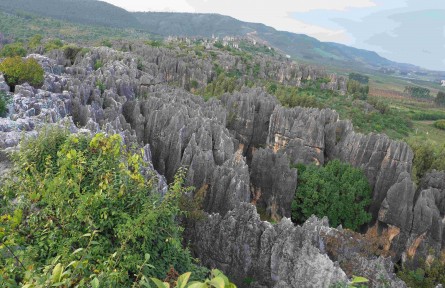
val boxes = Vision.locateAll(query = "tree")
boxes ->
[349,72,369,84]
[435,91,445,106]
[0,56,44,90]
[0,129,205,286]
[347,79,369,100]
[404,86,431,99]
[291,160,372,231]
[0,42,26,57]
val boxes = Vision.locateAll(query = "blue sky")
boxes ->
[102,0,445,71]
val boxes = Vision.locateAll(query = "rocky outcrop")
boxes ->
[188,203,405,288]
[4,46,445,285]
[267,106,338,165]
[250,148,297,219]
[403,171,445,262]
[220,89,278,156]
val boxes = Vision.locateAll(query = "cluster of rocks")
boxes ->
[0,46,444,287]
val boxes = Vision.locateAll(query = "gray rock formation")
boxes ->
[267,106,338,165]
[188,203,405,288]
[5,45,445,285]
[250,148,297,219]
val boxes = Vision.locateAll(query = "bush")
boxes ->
[397,258,445,288]
[349,73,369,84]
[63,45,82,65]
[434,119,445,130]
[404,86,431,99]
[0,42,27,57]
[0,56,44,90]
[435,91,445,106]
[407,139,445,183]
[0,91,10,117]
[94,59,103,70]
[44,38,64,52]
[291,160,372,231]
[0,129,204,286]
[347,79,369,100]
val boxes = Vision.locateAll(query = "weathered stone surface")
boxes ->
[267,106,338,165]
[220,88,278,154]
[404,171,445,261]
[250,148,297,219]
[204,151,251,214]
[189,203,405,287]
[189,203,348,287]
[0,74,10,92]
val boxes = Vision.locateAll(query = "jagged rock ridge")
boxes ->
[0,46,444,287]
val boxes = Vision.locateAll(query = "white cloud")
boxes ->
[101,0,195,12]
[292,0,376,12]
[101,0,375,43]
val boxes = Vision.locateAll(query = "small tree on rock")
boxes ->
[0,56,44,91]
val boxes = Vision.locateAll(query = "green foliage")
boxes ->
[291,160,372,231]
[435,91,445,107]
[96,80,106,95]
[44,38,63,52]
[434,119,445,130]
[0,128,203,287]
[268,83,323,109]
[407,138,445,183]
[94,59,103,70]
[397,259,445,288]
[63,45,82,65]
[0,91,10,117]
[0,42,27,57]
[349,73,369,84]
[28,34,43,50]
[100,39,113,48]
[347,79,369,100]
[151,269,237,288]
[145,40,164,48]
[0,56,44,90]
[404,86,431,99]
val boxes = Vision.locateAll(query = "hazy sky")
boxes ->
[102,0,445,70]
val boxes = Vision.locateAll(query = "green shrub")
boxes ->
[349,73,369,84]
[433,119,445,130]
[0,129,204,286]
[44,38,64,52]
[435,91,445,107]
[0,91,10,117]
[94,59,103,70]
[404,86,431,99]
[0,56,44,90]
[0,42,27,57]
[347,79,369,100]
[397,259,445,288]
[100,39,112,48]
[407,139,445,183]
[63,45,82,65]
[291,160,372,231]
[28,34,43,50]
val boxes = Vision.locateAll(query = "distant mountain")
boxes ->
[134,12,419,72]
[0,0,421,72]
[0,0,141,29]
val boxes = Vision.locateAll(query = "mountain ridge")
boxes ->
[0,0,430,73]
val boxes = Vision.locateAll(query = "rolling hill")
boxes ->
[0,0,427,72]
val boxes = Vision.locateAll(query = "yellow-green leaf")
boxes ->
[351,276,369,284]
[51,263,63,284]
[177,272,191,288]
[150,278,169,288]
[91,277,100,288]
[208,277,225,288]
